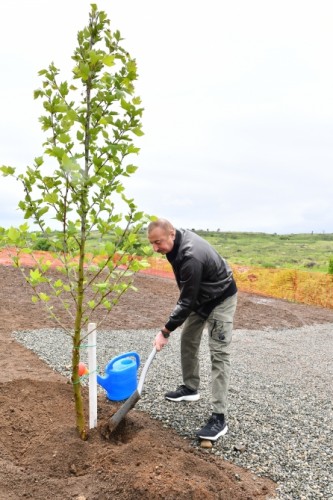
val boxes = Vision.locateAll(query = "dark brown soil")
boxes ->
[2,265,333,499]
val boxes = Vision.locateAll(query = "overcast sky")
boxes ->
[1,0,332,233]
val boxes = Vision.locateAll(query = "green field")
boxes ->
[5,229,333,274]
[52,230,333,273]
[193,231,333,273]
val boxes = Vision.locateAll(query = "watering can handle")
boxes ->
[109,351,140,369]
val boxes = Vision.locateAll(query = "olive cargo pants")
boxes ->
[180,293,238,415]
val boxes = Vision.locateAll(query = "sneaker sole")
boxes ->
[165,393,200,402]
[197,425,228,441]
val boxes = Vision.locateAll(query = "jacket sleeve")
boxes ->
[165,257,203,331]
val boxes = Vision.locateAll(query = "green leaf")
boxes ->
[40,262,51,273]
[114,30,121,41]
[19,222,30,232]
[94,283,109,291]
[142,245,153,256]
[121,99,131,112]
[132,211,144,222]
[103,55,115,67]
[126,164,138,174]
[8,227,20,242]
[79,62,90,81]
[44,192,58,204]
[30,269,42,283]
[62,154,80,172]
[127,233,137,244]
[34,156,44,167]
[39,292,50,302]
[18,201,27,211]
[139,260,150,269]
[129,260,141,272]
[21,247,32,254]
[127,145,140,154]
[102,300,111,310]
[46,146,65,160]
[58,133,71,144]
[54,103,68,113]
[132,127,144,137]
[67,109,78,121]
[0,166,16,176]
[105,241,115,255]
[77,130,84,141]
[34,89,43,99]
[37,206,49,218]
[59,81,69,96]
[99,117,108,126]
[89,50,100,65]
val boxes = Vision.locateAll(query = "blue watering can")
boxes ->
[97,352,141,401]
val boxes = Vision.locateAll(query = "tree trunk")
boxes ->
[71,329,87,440]
[72,236,88,440]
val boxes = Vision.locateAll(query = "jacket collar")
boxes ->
[166,229,181,262]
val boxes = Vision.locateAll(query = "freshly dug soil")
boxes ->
[2,265,333,499]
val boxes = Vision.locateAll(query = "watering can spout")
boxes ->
[97,351,140,401]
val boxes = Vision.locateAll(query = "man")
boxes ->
[148,218,237,441]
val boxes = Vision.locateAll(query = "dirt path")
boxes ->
[2,265,333,499]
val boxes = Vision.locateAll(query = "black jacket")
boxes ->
[165,229,237,331]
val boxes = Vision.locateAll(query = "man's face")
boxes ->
[148,227,175,255]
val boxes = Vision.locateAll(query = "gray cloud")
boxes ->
[1,0,332,234]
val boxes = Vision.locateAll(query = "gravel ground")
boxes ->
[14,324,333,500]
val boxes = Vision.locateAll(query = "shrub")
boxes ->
[304,261,317,269]
[33,238,53,251]
[328,257,333,275]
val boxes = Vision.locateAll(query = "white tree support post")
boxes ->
[87,322,97,429]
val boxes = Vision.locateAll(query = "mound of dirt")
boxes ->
[1,265,333,499]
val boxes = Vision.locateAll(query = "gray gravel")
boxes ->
[14,323,333,500]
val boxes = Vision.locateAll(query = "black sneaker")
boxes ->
[197,414,228,441]
[165,384,200,402]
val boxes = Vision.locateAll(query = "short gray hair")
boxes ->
[147,218,174,234]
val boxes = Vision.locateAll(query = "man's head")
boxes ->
[147,218,176,254]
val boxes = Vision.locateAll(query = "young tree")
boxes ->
[1,4,150,439]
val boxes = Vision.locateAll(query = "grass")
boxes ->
[3,229,333,274]
[195,231,333,273]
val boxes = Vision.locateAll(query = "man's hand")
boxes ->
[154,331,169,351]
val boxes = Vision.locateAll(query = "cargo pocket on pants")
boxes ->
[208,319,232,347]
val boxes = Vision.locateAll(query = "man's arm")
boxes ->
[164,257,203,331]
